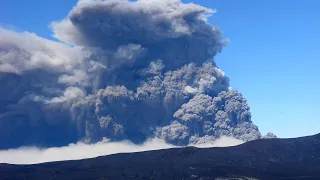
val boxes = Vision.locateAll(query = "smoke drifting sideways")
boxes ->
[0,136,244,165]
[0,0,262,150]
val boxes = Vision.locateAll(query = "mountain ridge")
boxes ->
[1,133,320,180]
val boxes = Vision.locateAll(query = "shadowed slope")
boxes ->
[1,133,320,180]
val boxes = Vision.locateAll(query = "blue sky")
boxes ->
[0,0,319,138]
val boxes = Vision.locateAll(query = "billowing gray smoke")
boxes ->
[0,0,261,149]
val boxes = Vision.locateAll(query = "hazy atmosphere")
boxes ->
[0,136,244,164]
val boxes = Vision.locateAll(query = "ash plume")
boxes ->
[0,0,261,149]
[262,132,277,139]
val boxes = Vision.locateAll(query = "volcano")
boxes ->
[1,133,319,180]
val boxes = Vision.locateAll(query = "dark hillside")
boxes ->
[1,134,320,180]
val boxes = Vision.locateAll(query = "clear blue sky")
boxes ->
[1,0,319,138]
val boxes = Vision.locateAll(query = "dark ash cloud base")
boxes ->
[0,0,261,149]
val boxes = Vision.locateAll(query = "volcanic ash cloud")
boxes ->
[0,0,261,149]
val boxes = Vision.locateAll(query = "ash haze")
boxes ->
[0,0,262,152]
[0,136,244,165]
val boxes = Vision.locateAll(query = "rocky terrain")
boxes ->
[1,133,319,180]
